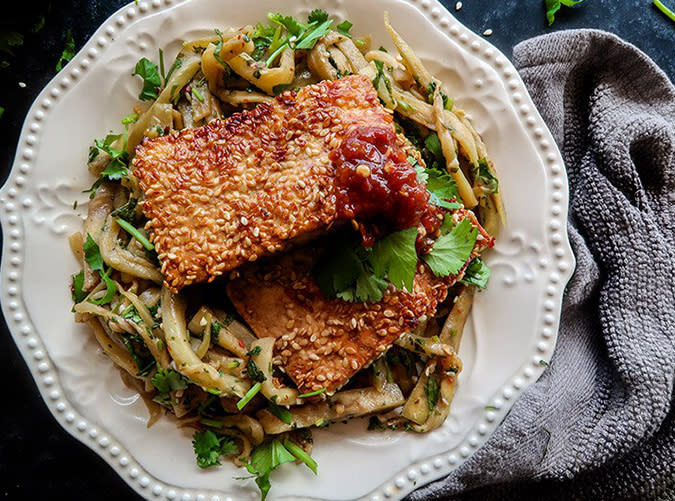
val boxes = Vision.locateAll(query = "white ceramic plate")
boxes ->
[0,0,574,499]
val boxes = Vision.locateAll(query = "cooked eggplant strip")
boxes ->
[256,383,405,434]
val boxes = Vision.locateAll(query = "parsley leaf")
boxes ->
[370,227,418,291]
[192,430,239,469]
[245,440,296,501]
[71,270,87,303]
[132,57,162,101]
[425,374,440,411]
[56,30,75,72]
[307,9,329,24]
[461,257,491,289]
[423,218,477,277]
[545,0,584,26]
[424,133,443,159]
[354,273,389,303]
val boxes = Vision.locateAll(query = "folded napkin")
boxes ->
[409,30,675,500]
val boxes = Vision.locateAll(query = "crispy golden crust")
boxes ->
[133,75,392,292]
[226,252,447,394]
[227,218,490,396]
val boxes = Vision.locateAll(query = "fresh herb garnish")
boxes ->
[110,197,138,222]
[544,0,584,26]
[460,257,491,289]
[267,401,293,424]
[236,382,262,410]
[314,240,388,303]
[245,439,296,500]
[132,57,162,101]
[246,359,267,383]
[336,20,353,37]
[297,388,327,399]
[370,227,418,291]
[192,430,239,469]
[55,30,75,71]
[122,335,154,376]
[152,367,188,404]
[83,234,104,271]
[539,359,550,366]
[307,9,329,24]
[283,439,318,474]
[71,270,87,303]
[82,234,117,305]
[115,217,155,251]
[476,158,499,193]
[425,374,440,411]
[85,134,130,198]
[423,218,478,277]
[247,346,262,357]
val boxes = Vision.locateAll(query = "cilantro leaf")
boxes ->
[336,20,353,37]
[370,227,418,291]
[425,374,440,411]
[476,158,499,194]
[461,257,491,289]
[315,242,388,303]
[545,0,584,26]
[89,268,117,305]
[426,167,461,208]
[423,218,477,277]
[82,235,117,305]
[424,133,443,159]
[71,270,87,303]
[355,273,388,303]
[245,440,296,500]
[192,430,239,469]
[307,9,329,24]
[246,359,267,383]
[152,368,188,394]
[83,234,103,271]
[111,197,138,222]
[132,57,162,101]
[122,335,154,376]
[55,30,75,72]
[267,13,305,37]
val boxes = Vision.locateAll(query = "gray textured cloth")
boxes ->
[409,30,675,500]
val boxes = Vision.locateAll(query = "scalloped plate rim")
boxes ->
[0,0,575,500]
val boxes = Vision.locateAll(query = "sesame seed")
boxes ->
[455,1,462,10]
[483,29,493,36]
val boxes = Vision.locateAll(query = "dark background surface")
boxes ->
[0,1,672,499]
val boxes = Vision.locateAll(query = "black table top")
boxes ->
[0,1,672,499]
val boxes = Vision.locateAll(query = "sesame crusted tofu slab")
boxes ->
[226,211,491,396]
[133,75,393,293]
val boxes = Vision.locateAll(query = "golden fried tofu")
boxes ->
[133,75,392,292]
[226,251,448,395]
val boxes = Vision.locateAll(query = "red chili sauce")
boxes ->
[330,126,442,250]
